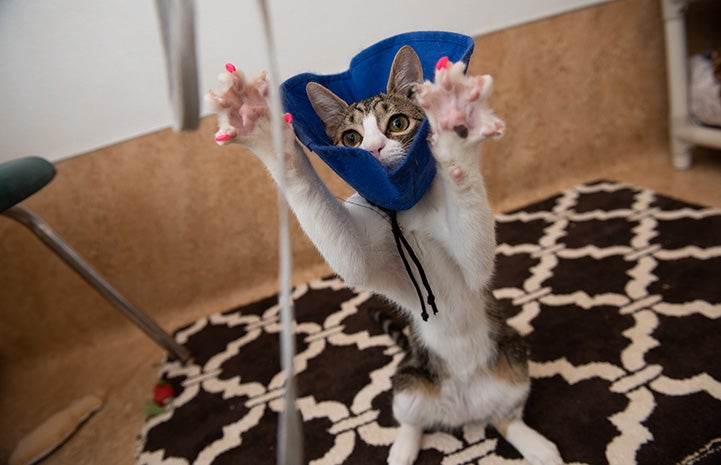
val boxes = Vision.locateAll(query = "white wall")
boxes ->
[0,0,609,163]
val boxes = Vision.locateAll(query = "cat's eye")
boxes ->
[341,130,362,147]
[387,114,410,133]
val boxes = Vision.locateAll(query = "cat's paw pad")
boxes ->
[416,59,505,142]
[206,65,271,145]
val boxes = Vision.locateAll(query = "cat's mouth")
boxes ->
[376,148,407,170]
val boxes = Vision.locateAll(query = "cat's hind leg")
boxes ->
[387,423,423,465]
[388,372,436,465]
[493,418,563,465]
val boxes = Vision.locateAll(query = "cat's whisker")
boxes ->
[336,197,392,222]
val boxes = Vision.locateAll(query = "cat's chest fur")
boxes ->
[346,179,498,378]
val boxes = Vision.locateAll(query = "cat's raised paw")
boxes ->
[206,65,272,146]
[416,60,505,143]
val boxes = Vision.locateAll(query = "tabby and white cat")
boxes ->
[208,46,562,465]
[305,46,425,169]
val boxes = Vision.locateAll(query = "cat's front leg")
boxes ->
[207,66,388,289]
[494,418,564,465]
[206,66,295,175]
[416,60,506,160]
[413,60,504,290]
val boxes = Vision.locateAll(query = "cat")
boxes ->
[305,45,426,169]
[207,46,563,465]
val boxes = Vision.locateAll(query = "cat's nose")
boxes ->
[364,141,385,158]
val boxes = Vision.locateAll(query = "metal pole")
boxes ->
[3,205,191,363]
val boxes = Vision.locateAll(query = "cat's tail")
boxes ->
[367,308,409,352]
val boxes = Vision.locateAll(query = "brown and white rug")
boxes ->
[136,180,721,465]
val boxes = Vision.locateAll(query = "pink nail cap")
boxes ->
[435,56,450,70]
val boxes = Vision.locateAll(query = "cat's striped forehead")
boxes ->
[345,93,424,126]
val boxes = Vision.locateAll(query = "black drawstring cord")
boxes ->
[387,210,439,322]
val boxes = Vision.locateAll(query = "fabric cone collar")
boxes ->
[280,31,475,211]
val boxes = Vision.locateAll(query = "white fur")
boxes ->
[393,371,529,429]
[361,113,406,167]
[388,424,423,465]
[210,64,562,465]
[503,420,563,465]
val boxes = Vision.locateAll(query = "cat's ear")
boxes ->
[387,45,424,97]
[306,82,349,130]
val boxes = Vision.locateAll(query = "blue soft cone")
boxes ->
[280,31,474,211]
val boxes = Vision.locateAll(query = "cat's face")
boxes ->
[306,46,425,168]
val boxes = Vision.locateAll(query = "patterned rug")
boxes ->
[136,180,721,465]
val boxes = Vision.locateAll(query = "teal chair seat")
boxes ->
[0,156,56,212]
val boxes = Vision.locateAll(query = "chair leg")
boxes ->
[3,205,191,363]
[671,136,692,170]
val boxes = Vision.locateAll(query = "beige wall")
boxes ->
[0,0,671,362]
[470,0,671,205]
